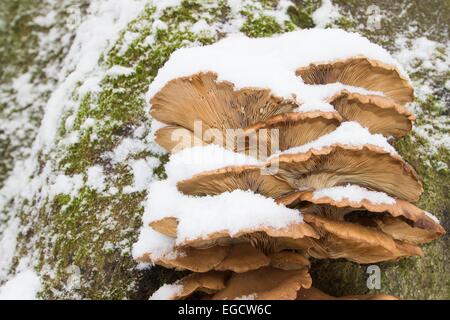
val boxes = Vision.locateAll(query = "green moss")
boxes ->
[241,14,283,38]
[286,1,320,29]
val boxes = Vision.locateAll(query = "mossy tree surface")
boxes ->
[0,0,448,299]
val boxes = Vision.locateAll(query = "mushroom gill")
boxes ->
[328,90,415,138]
[296,57,414,105]
[270,144,423,202]
[155,110,341,158]
[150,72,297,134]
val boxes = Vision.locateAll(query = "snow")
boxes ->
[274,121,398,157]
[312,0,341,28]
[132,227,176,261]
[107,138,147,164]
[147,29,408,107]
[312,184,396,205]
[0,269,41,300]
[424,211,440,224]
[235,294,257,300]
[164,144,260,182]
[37,0,147,151]
[86,165,106,192]
[105,65,135,78]
[123,158,160,193]
[149,283,183,300]
[47,174,84,199]
[143,180,302,244]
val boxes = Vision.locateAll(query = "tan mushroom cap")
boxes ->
[154,126,206,153]
[328,90,415,138]
[269,144,422,202]
[296,287,398,300]
[177,165,295,198]
[295,57,414,105]
[155,271,228,300]
[150,72,297,134]
[136,245,230,272]
[154,111,341,158]
[269,251,310,270]
[276,190,445,244]
[303,212,422,263]
[211,267,312,300]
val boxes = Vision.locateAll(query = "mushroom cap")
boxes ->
[150,72,297,133]
[154,125,206,153]
[328,90,415,138]
[296,287,398,300]
[277,189,445,244]
[303,212,423,263]
[269,251,310,270]
[150,271,228,300]
[136,245,230,272]
[155,111,342,158]
[177,165,295,199]
[211,267,312,300]
[296,57,414,105]
[269,144,422,202]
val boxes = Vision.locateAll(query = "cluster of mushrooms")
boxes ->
[134,33,445,300]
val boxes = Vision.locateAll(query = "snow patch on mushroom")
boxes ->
[313,184,396,205]
[149,283,183,300]
[143,180,302,244]
[165,144,261,182]
[275,121,398,157]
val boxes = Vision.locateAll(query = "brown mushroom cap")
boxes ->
[155,111,341,158]
[269,251,310,270]
[154,126,206,153]
[211,267,312,300]
[151,271,228,300]
[296,287,398,300]
[328,90,415,138]
[276,189,445,244]
[303,212,422,263]
[269,144,422,202]
[150,72,297,134]
[295,57,414,105]
[136,245,230,272]
[177,165,295,198]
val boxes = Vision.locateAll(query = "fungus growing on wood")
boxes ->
[296,57,414,105]
[134,29,443,300]
[328,90,415,138]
